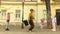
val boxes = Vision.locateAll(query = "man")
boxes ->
[6,13,10,31]
[51,16,57,31]
[28,9,34,32]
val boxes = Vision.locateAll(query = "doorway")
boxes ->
[56,9,60,25]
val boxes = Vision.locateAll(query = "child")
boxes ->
[40,18,44,29]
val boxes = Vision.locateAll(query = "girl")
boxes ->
[40,18,44,29]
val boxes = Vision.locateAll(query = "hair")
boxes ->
[30,9,34,11]
[8,13,10,14]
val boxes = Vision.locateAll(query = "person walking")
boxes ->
[28,9,34,32]
[6,13,10,31]
[51,16,57,31]
[40,18,44,29]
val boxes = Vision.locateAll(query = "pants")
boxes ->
[41,22,44,29]
[6,20,10,28]
[52,22,56,30]
[29,20,34,31]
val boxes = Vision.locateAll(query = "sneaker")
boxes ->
[28,31,32,32]
[51,29,56,31]
[28,30,32,32]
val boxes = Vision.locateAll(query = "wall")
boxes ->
[0,0,60,25]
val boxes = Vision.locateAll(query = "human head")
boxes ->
[7,12,10,15]
[30,9,34,13]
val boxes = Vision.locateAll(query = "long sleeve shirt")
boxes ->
[28,12,34,21]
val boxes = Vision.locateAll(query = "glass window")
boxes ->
[43,10,47,20]
[16,10,20,20]
[2,10,6,19]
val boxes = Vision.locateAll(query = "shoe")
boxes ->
[51,29,56,31]
[28,30,32,32]
[28,31,32,32]
[6,28,9,31]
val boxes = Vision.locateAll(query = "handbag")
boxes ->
[23,20,29,26]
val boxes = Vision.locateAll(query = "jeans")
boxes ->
[29,20,34,31]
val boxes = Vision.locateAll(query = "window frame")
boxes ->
[43,10,47,20]
[15,10,20,20]
[1,10,6,19]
